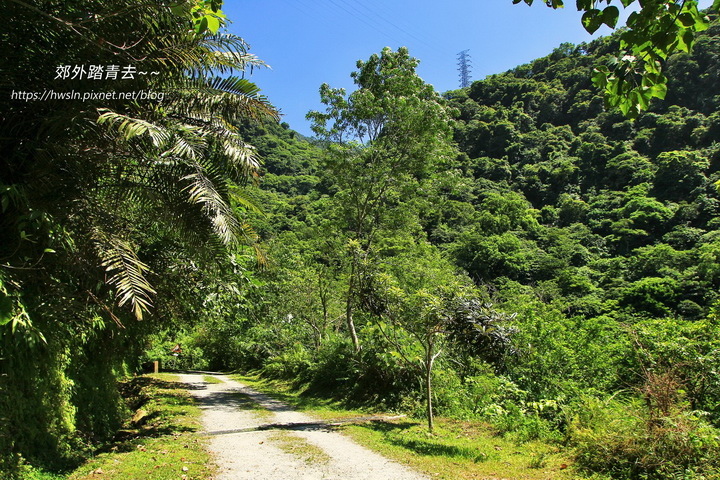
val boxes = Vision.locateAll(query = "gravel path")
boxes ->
[179,372,428,480]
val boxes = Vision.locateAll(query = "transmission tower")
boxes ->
[457,50,472,88]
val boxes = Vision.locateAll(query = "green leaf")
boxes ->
[643,58,662,75]
[714,0,720,12]
[677,30,693,53]
[649,31,675,56]
[667,2,682,16]
[687,4,709,31]
[636,89,650,110]
[602,6,619,28]
[649,81,668,100]
[576,0,592,10]
[677,12,695,27]
[194,16,208,34]
[205,14,220,34]
[591,67,609,88]
[620,0,634,7]
[582,9,603,34]
[625,11,639,28]
[0,292,12,326]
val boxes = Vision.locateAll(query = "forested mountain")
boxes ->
[443,24,720,321]
[193,21,720,479]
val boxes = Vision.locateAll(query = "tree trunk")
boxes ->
[318,270,330,338]
[346,261,361,353]
[425,349,434,433]
[346,301,360,353]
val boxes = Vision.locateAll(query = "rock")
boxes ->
[131,408,149,426]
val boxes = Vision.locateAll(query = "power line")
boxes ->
[342,0,437,51]
[325,0,404,45]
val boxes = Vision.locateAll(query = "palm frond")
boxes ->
[222,135,261,176]
[182,169,241,246]
[98,236,157,321]
[161,128,207,161]
[238,221,267,268]
[97,109,170,146]
[207,76,264,97]
[168,76,279,122]
[197,34,268,73]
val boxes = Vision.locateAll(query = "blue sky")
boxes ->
[223,0,712,136]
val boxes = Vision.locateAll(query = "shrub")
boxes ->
[631,316,720,424]
[261,344,313,379]
[301,336,358,395]
[568,378,720,479]
[494,403,562,443]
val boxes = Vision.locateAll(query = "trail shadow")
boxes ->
[175,369,226,375]
[197,388,339,434]
[222,386,313,413]
[236,388,300,413]
[193,383,298,413]
[387,437,480,459]
[124,375,206,392]
[195,389,278,411]
[206,420,340,435]
[359,420,418,433]
[205,417,410,436]
[353,420,489,461]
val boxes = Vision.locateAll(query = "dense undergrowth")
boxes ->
[5,374,211,480]
[63,374,213,480]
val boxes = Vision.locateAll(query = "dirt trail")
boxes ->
[179,372,428,480]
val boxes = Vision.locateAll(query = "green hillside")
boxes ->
[199,22,720,479]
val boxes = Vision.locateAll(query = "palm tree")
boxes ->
[1,3,278,471]
[1,0,278,324]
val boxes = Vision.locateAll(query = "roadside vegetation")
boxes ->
[65,374,214,480]
[194,18,720,479]
[19,374,213,480]
[232,374,588,480]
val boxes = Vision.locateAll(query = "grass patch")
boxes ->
[231,373,594,480]
[202,375,223,384]
[342,419,584,480]
[66,373,214,480]
[17,469,67,480]
[269,431,332,465]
